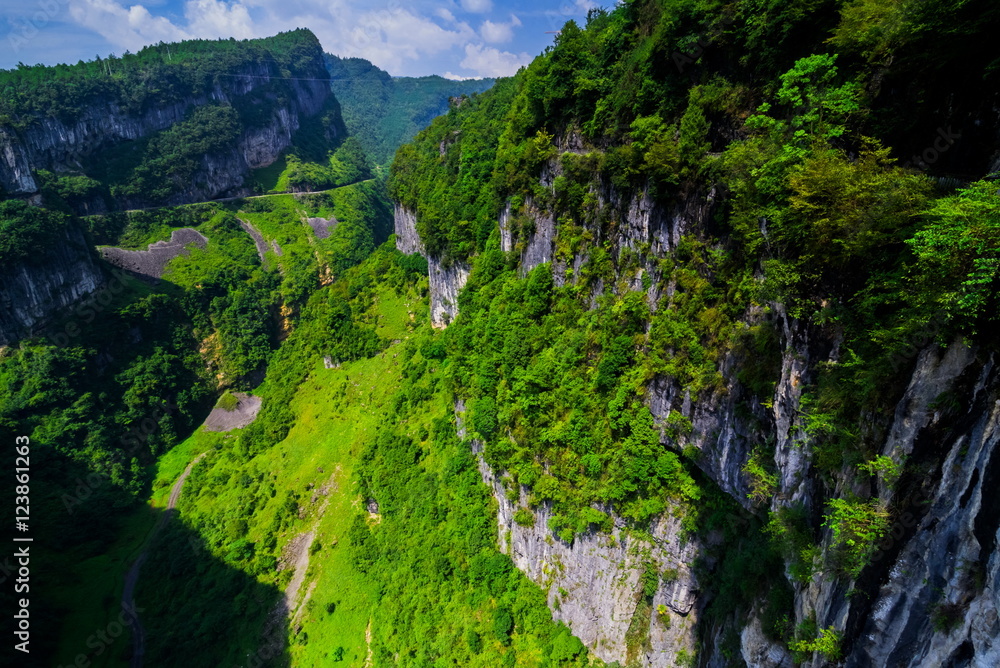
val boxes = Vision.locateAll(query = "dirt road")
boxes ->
[123,453,206,668]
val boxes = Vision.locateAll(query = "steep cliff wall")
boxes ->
[0,60,333,210]
[393,204,424,255]
[0,33,341,346]
[0,221,105,345]
[499,175,1000,667]
[455,401,703,667]
[399,153,1000,667]
[394,204,468,328]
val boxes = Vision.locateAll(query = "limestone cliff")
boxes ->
[394,204,469,328]
[0,221,105,345]
[0,31,343,346]
[0,54,336,212]
[395,150,1000,667]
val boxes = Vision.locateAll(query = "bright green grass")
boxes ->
[250,154,291,193]
[149,282,411,664]
[161,217,258,291]
[150,429,225,507]
[236,195,322,279]
[372,285,421,341]
[280,350,398,665]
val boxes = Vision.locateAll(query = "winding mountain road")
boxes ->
[112,179,376,215]
[123,453,206,668]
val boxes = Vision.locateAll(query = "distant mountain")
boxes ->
[325,54,494,167]
[0,30,345,213]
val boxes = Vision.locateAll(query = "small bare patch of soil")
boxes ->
[101,228,208,279]
[306,216,338,239]
[202,392,262,431]
[238,218,268,263]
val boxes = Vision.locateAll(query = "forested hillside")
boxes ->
[325,54,494,167]
[4,1,1000,667]
[0,26,593,668]
[0,29,345,212]
[388,0,1000,665]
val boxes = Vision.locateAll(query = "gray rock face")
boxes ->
[457,400,702,668]
[307,216,338,240]
[499,199,556,274]
[428,256,470,328]
[203,393,263,432]
[100,228,209,280]
[393,205,424,255]
[0,61,332,209]
[843,344,1000,668]
[0,221,105,345]
[499,159,717,310]
[410,137,1000,668]
[741,616,795,668]
[393,205,468,328]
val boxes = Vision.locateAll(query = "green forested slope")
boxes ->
[386,0,1000,659]
[325,54,495,167]
[5,1,1000,667]
[0,30,327,126]
[0,180,396,666]
[0,29,348,215]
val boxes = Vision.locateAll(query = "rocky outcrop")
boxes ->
[393,204,424,255]
[394,204,468,328]
[0,221,105,345]
[489,468,703,666]
[306,215,338,240]
[498,156,717,309]
[408,138,1000,668]
[499,199,556,274]
[841,343,999,667]
[428,257,470,328]
[0,59,333,210]
[458,402,702,668]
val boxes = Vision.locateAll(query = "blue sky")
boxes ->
[1,0,599,78]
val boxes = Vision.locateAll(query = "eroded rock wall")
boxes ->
[0,61,333,210]
[394,205,468,328]
[0,221,105,345]
[400,140,1000,668]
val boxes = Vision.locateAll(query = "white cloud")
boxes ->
[69,0,190,52]
[460,0,492,13]
[459,42,530,78]
[479,14,520,44]
[64,0,532,76]
[339,8,475,72]
[185,0,255,40]
[442,71,474,81]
